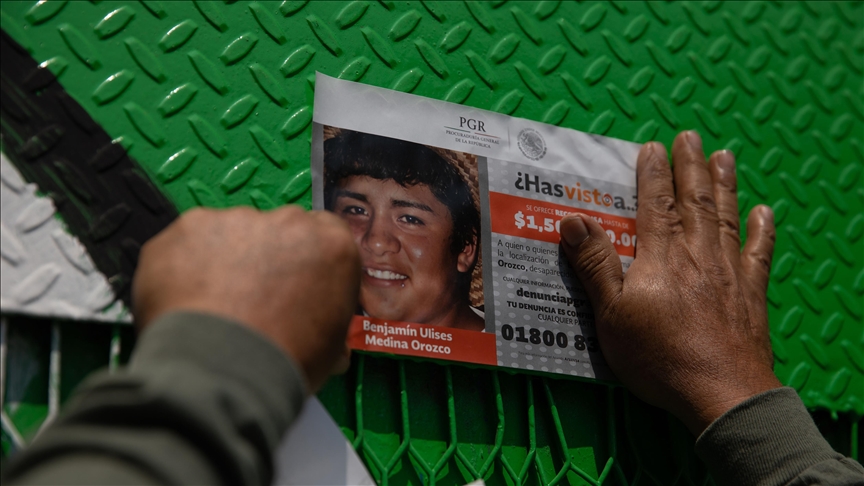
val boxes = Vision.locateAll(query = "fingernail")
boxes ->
[648,141,668,159]
[561,214,589,247]
[714,150,736,175]
[685,130,703,152]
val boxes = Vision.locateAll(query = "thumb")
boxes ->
[560,214,624,310]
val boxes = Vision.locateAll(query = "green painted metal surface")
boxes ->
[1,1,862,484]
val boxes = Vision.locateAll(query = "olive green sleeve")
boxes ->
[696,387,864,486]
[3,311,308,486]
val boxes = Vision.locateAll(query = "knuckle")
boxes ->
[577,243,617,281]
[716,175,737,193]
[750,251,773,274]
[718,217,741,235]
[763,226,777,245]
[178,207,219,230]
[650,194,677,214]
[705,260,733,281]
[137,238,156,264]
[283,204,305,215]
[757,251,773,270]
[278,205,306,220]
[180,207,207,223]
[645,195,684,230]
[719,219,742,248]
[224,206,256,223]
[310,211,346,235]
[231,206,257,216]
[312,208,341,224]
[274,205,309,228]
[184,207,213,218]
[682,190,717,214]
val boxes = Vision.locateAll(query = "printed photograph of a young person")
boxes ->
[323,127,485,332]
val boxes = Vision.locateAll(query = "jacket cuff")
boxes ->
[131,311,308,436]
[695,387,841,486]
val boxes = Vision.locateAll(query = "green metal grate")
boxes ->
[1,1,862,484]
[0,317,135,458]
[1,315,861,484]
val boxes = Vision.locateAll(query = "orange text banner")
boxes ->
[489,191,636,257]
[348,316,497,366]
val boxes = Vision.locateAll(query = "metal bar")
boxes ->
[354,356,386,483]
[542,380,577,485]
[0,317,27,451]
[363,359,412,486]
[408,367,462,486]
[479,371,505,476]
[596,458,615,485]
[0,412,26,451]
[109,324,121,372]
[543,381,570,452]
[499,456,520,484]
[48,322,61,416]
[35,322,61,437]
[352,355,365,450]
[452,371,480,482]
[384,361,411,485]
[521,378,537,483]
[428,367,458,484]
[608,387,629,486]
[0,317,7,410]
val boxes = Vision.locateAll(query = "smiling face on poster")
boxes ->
[311,74,641,380]
[323,129,485,332]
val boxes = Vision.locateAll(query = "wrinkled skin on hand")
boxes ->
[560,131,780,435]
[132,206,361,393]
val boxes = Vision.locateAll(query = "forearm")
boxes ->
[3,312,308,486]
[696,387,864,486]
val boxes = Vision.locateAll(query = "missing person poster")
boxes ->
[311,73,640,381]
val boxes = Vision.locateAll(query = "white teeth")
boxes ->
[365,268,407,280]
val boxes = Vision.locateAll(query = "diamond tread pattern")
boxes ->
[0,153,128,322]
[0,30,178,307]
[0,1,861,485]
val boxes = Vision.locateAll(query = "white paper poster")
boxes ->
[312,74,640,381]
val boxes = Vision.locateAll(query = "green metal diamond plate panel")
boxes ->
[1,1,862,484]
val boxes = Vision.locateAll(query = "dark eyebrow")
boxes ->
[392,198,434,213]
[334,189,368,203]
[335,188,434,213]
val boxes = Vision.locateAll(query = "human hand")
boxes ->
[559,131,781,435]
[132,206,361,393]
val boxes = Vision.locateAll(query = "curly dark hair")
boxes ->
[323,129,480,266]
